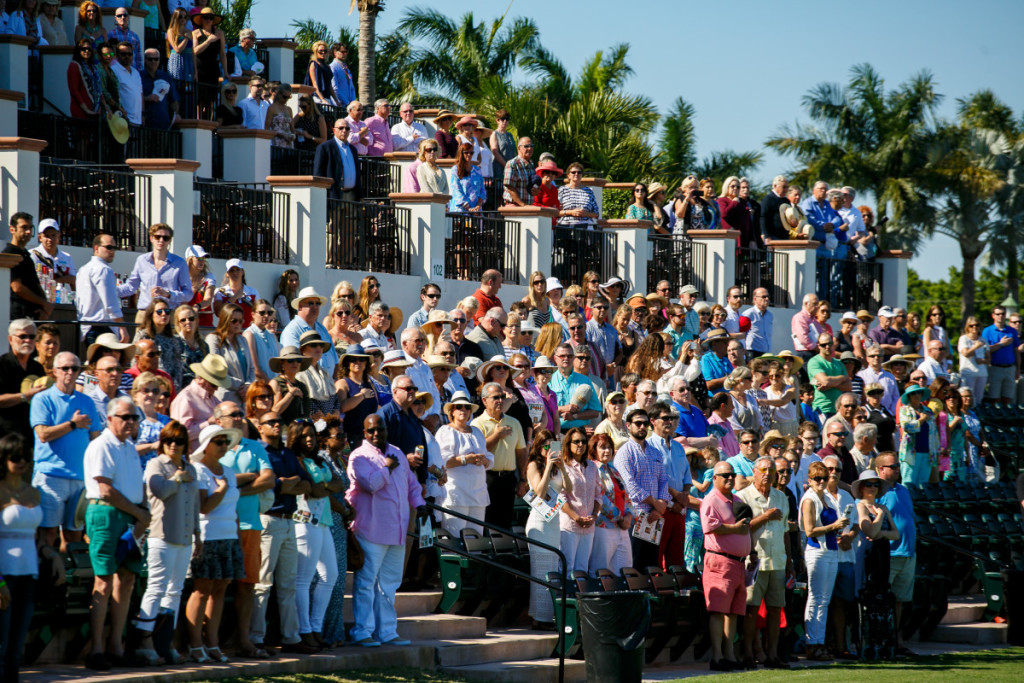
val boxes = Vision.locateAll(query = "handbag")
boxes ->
[346,525,365,571]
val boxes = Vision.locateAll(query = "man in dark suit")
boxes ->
[760,174,790,245]
[314,117,360,201]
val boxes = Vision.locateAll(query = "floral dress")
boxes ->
[685,467,713,573]
[897,403,940,485]
[320,454,350,644]
[963,409,982,480]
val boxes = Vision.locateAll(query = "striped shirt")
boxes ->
[613,438,669,513]
[556,186,599,227]
[502,156,534,205]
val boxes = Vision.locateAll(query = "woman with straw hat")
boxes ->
[896,384,938,485]
[432,110,459,158]
[269,347,311,424]
[436,392,492,535]
[296,331,340,416]
[853,470,898,597]
[337,344,378,446]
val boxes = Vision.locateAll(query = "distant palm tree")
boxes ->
[350,0,384,105]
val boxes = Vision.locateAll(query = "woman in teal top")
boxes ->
[625,183,654,221]
[318,416,354,647]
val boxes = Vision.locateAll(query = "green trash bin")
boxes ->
[578,591,651,683]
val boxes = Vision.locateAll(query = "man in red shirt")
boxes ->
[701,460,752,670]
[472,269,503,324]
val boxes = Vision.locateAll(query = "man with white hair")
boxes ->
[550,343,602,430]
[229,28,260,77]
[344,100,373,155]
[627,379,658,416]
[761,175,790,244]
[838,187,869,255]
[466,306,506,360]
[850,422,877,474]
[791,293,820,362]
[918,339,949,385]
[141,48,180,130]
[741,287,773,358]
[365,98,394,156]
[360,301,395,351]
[391,102,428,152]
[0,319,47,445]
[400,327,441,430]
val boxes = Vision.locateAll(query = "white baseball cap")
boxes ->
[546,277,563,292]
[877,306,895,318]
[225,258,243,271]
[38,218,59,235]
[185,245,209,260]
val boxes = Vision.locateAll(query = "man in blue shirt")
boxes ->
[982,305,1020,404]
[647,402,692,569]
[801,182,846,257]
[549,343,601,429]
[667,376,720,451]
[726,429,762,491]
[140,48,180,130]
[281,288,338,376]
[741,287,773,357]
[614,409,669,569]
[877,452,917,656]
[119,224,192,310]
[377,375,427,479]
[700,329,733,395]
[31,351,103,548]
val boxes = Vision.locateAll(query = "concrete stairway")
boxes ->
[924,594,1008,645]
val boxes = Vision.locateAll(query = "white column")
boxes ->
[217,128,274,183]
[384,152,417,191]
[768,240,820,311]
[414,109,439,138]
[390,193,451,281]
[267,176,331,289]
[878,250,912,310]
[0,36,32,101]
[0,137,47,227]
[604,219,652,294]
[126,159,200,251]
[0,90,21,136]
[0,253,18,328]
[689,229,740,304]
[498,205,556,285]
[581,177,607,218]
[38,46,74,116]
[258,39,297,86]
[177,120,218,178]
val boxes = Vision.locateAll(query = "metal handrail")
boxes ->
[414,501,568,683]
[917,531,1013,570]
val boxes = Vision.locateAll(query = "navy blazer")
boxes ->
[313,137,361,200]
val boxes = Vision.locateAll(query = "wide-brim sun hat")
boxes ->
[900,383,930,405]
[298,330,332,351]
[269,346,313,374]
[426,354,457,370]
[701,328,730,347]
[197,7,223,25]
[192,425,241,459]
[856,309,875,323]
[107,112,129,145]
[421,309,455,336]
[360,307,404,334]
[339,343,372,365]
[533,356,556,371]
[775,349,804,374]
[290,286,328,311]
[433,109,456,125]
[476,355,522,384]
[443,390,478,417]
[474,119,493,135]
[535,159,563,176]
[882,354,914,370]
[852,469,892,499]
[190,354,232,388]
[647,182,667,197]
[413,391,434,411]
[87,332,136,364]
[839,351,863,369]
[455,115,477,129]
[645,292,669,309]
[598,277,630,299]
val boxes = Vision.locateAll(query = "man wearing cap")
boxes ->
[918,340,949,386]
[741,288,773,358]
[858,348,900,413]
[400,327,441,430]
[647,401,692,568]
[5,212,52,321]
[808,333,851,419]
[471,269,503,324]
[676,285,702,340]
[30,218,76,291]
[982,305,1020,405]
[119,224,192,310]
[700,329,734,395]
[171,355,230,451]
[391,102,428,152]
[407,282,442,331]
[83,396,150,671]
[668,377,719,449]
[282,287,338,377]
[467,307,506,360]
[586,295,620,382]
[876,451,917,657]
[364,98,394,157]
[76,233,130,344]
[867,307,904,359]
[614,408,669,568]
[791,293,819,362]
[503,136,536,206]
[550,342,602,430]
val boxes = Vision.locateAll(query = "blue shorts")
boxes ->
[32,473,86,531]
[833,561,857,601]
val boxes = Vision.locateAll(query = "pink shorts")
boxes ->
[703,552,747,615]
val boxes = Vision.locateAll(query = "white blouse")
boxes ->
[436,424,493,507]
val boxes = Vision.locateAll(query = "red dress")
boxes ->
[533,181,561,227]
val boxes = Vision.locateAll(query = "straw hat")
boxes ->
[360,307,404,334]
[197,7,223,25]
[269,346,313,374]
[476,355,521,384]
[298,330,332,351]
[882,354,913,370]
[535,159,563,176]
[426,354,457,370]
[290,286,328,311]
[474,119,493,135]
[701,328,730,347]
[420,309,455,336]
[443,391,478,418]
[647,182,667,197]
[192,425,241,459]
[851,469,892,499]
[87,332,136,364]
[433,109,457,125]
[413,391,434,411]
[190,354,231,388]
[107,112,129,145]
[380,349,412,370]
[856,309,875,323]
[645,292,669,310]
[839,351,863,369]
[775,349,804,374]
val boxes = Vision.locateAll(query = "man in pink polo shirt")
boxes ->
[700,460,752,671]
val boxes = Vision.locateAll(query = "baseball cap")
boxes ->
[679,284,699,295]
[225,258,243,271]
[877,306,895,318]
[185,245,209,260]
[38,218,59,235]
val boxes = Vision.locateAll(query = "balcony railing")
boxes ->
[144,27,164,56]
[326,199,412,274]
[193,181,290,263]
[172,78,221,120]
[318,103,345,127]
[358,156,400,200]
[551,225,618,286]
[737,247,791,308]
[647,236,707,300]
[19,111,181,164]
[445,212,521,284]
[482,177,504,212]
[38,162,151,251]
[816,257,883,313]
[270,146,315,176]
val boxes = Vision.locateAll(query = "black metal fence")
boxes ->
[816,257,883,313]
[270,147,315,176]
[19,111,181,164]
[172,78,221,120]
[737,247,791,308]
[647,236,707,300]
[38,162,151,251]
[358,156,399,199]
[445,212,521,284]
[319,103,345,126]
[144,27,164,56]
[193,181,290,263]
[326,199,412,274]
[483,176,504,212]
[551,226,618,286]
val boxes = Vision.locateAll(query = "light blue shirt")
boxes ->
[121,251,192,309]
[586,318,619,364]
[406,306,431,331]
[549,370,602,429]
[700,352,733,394]
[646,434,691,494]
[330,59,356,106]
[334,137,357,189]
[727,453,757,483]
[31,386,103,480]
[220,438,273,531]
[741,305,773,352]
[246,323,280,380]
[281,317,338,377]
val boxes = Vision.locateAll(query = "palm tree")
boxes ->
[350,0,385,105]
[211,0,254,39]
[658,97,697,187]
[765,63,941,251]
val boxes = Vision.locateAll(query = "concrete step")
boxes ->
[397,613,488,641]
[443,657,587,683]
[434,629,559,667]
[941,595,988,624]
[928,621,1008,645]
[342,591,441,621]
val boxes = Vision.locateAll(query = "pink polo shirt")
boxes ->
[701,486,751,557]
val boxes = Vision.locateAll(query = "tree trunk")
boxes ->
[961,250,978,321]
[357,5,376,107]
[1006,222,1020,307]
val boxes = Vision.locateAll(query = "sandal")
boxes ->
[205,647,229,663]
[189,646,212,664]
[167,648,189,665]
[134,649,165,666]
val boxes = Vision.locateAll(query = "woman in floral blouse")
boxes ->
[588,433,633,574]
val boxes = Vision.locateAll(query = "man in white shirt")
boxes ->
[239,77,269,129]
[30,218,76,290]
[838,186,868,253]
[76,233,130,345]
[918,340,949,385]
[722,285,745,339]
[359,301,394,350]
[391,103,428,152]
[111,42,143,125]
[399,327,441,430]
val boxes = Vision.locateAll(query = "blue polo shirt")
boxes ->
[378,400,426,457]
[30,385,103,480]
[726,453,757,482]
[221,438,273,531]
[673,401,709,438]
[264,442,312,516]
[879,482,916,557]
[700,353,733,394]
[549,370,603,429]
[982,323,1019,366]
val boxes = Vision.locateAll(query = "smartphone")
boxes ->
[843,504,854,519]
[442,322,452,337]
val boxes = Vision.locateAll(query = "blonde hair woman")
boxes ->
[522,271,551,326]
[415,138,448,194]
[305,40,338,105]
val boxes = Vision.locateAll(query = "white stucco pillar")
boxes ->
[217,128,274,183]
[126,159,200,248]
[0,90,22,136]
[0,137,47,227]
[877,250,912,311]
[390,192,451,281]
[267,176,331,283]
[766,240,821,311]
[0,36,32,101]
[689,229,740,304]
[258,39,297,86]
[177,120,218,178]
[498,205,557,286]
[604,219,652,295]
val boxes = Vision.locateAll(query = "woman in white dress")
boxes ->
[436,392,492,535]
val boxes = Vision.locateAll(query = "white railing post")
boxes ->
[0,36,32,104]
[0,137,46,226]
[497,205,556,285]
[390,192,451,281]
[689,229,740,304]
[604,219,652,294]
[258,39,297,86]
[877,250,913,311]
[177,120,218,178]
[268,176,331,288]
[217,128,274,183]
[126,159,200,252]
[0,90,22,135]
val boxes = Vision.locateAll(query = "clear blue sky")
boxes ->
[247,0,1024,281]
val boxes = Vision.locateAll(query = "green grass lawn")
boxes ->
[663,647,1024,682]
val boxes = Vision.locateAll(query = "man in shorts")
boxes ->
[215,401,277,658]
[877,451,917,657]
[701,461,752,670]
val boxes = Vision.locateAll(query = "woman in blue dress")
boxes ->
[166,8,195,82]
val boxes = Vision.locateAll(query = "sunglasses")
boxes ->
[365,427,384,434]
[810,476,828,483]
[412,399,426,406]
[862,482,880,488]
[210,438,232,446]
[740,440,757,445]
[776,468,793,474]
[161,438,187,447]
[260,418,282,426]
[715,473,736,479]
[55,365,82,373]
[113,414,140,422]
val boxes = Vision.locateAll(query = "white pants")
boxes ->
[960,371,987,402]
[252,516,300,645]
[295,522,339,634]
[589,526,632,575]
[443,505,485,537]
[559,530,595,573]
[804,546,838,645]
[137,538,191,630]
[351,536,405,643]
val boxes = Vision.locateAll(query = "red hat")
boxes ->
[535,159,563,176]
[455,116,478,129]
[738,315,751,333]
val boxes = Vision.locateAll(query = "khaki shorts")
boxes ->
[889,555,916,603]
[746,568,786,608]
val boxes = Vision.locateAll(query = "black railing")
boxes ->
[482,176,504,212]
[647,236,707,300]
[445,212,521,284]
[326,199,412,274]
[19,111,180,164]
[319,103,345,126]
[270,146,315,175]
[170,78,221,120]
[551,225,618,285]
[125,122,182,160]
[293,50,311,85]
[38,162,152,251]
[737,247,791,308]
[143,27,164,56]
[816,257,883,313]
[358,155,399,199]
[193,180,290,263]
